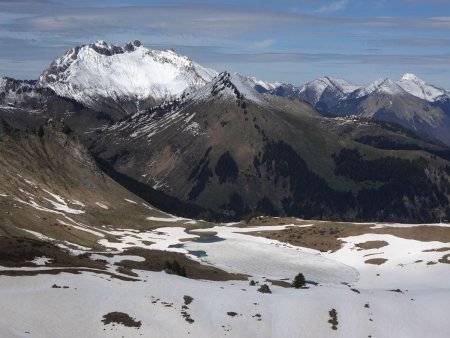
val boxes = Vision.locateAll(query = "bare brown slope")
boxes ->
[0,121,204,249]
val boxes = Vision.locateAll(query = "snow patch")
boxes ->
[43,189,85,214]
[95,202,109,210]
[146,216,182,222]
[30,256,52,266]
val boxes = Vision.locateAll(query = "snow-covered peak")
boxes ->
[356,78,406,98]
[191,71,265,105]
[244,76,280,92]
[396,73,448,102]
[400,73,425,84]
[298,76,360,103]
[39,40,218,110]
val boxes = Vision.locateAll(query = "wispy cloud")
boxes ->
[5,5,450,41]
[314,0,348,14]
[381,38,450,47]
[251,39,275,49]
[201,51,450,67]
[0,1,449,86]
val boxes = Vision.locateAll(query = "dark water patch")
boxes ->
[193,235,225,243]
[168,243,184,249]
[188,250,208,258]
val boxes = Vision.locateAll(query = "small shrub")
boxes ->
[257,284,272,294]
[164,260,187,277]
[292,273,306,288]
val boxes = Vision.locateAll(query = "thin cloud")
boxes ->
[381,38,450,47]
[314,0,348,14]
[1,2,449,86]
[6,5,450,38]
[200,51,450,67]
[251,39,276,49]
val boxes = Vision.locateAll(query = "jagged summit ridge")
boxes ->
[191,71,266,105]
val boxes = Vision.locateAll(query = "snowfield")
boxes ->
[184,225,359,283]
[1,221,450,337]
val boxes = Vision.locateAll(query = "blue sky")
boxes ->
[1,0,450,87]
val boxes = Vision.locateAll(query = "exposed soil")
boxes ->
[116,266,139,277]
[116,247,246,281]
[244,223,345,252]
[266,279,291,288]
[423,247,450,252]
[0,235,106,270]
[244,221,450,252]
[237,217,308,228]
[356,240,389,250]
[328,309,338,330]
[183,295,194,305]
[0,267,138,281]
[438,254,450,264]
[365,258,388,265]
[389,289,404,293]
[101,312,141,328]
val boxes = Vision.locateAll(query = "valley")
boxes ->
[1,38,449,338]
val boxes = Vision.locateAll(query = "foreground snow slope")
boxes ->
[1,220,449,338]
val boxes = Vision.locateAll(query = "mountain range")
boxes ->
[1,40,450,222]
[270,74,450,145]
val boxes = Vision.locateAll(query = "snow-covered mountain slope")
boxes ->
[298,76,361,104]
[39,40,218,114]
[268,77,361,113]
[352,74,450,102]
[267,74,450,145]
[355,78,407,98]
[243,76,280,93]
[396,73,449,102]
[189,71,268,105]
[0,77,38,106]
[271,74,449,106]
[92,69,450,222]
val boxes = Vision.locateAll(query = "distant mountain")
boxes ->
[0,41,282,135]
[92,71,450,222]
[242,76,281,93]
[39,40,218,116]
[0,75,119,142]
[0,77,38,106]
[276,77,361,112]
[396,73,449,102]
[270,74,450,145]
[1,42,450,222]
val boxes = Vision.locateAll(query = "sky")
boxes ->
[1,0,450,87]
